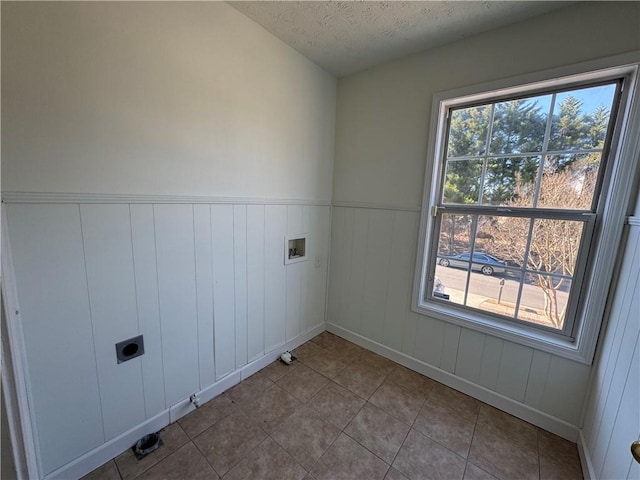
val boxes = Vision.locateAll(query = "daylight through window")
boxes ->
[424,81,622,338]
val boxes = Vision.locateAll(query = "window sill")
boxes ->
[412,299,590,364]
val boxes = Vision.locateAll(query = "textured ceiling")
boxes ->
[229,1,571,77]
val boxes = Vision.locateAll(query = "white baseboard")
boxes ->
[43,324,325,480]
[577,429,596,480]
[44,411,170,480]
[327,323,580,442]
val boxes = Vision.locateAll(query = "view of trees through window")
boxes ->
[431,82,618,331]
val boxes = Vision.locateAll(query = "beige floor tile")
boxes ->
[539,453,583,480]
[225,371,273,408]
[476,404,537,452]
[271,405,341,469]
[178,393,236,438]
[224,437,307,480]
[115,423,189,480]
[311,433,389,480]
[344,402,410,464]
[81,460,120,480]
[393,428,466,480]
[463,462,499,480]
[300,349,349,379]
[369,382,426,425]
[334,361,389,399]
[468,428,539,480]
[385,365,435,396]
[414,401,475,458]
[135,442,218,480]
[385,467,410,480]
[293,342,324,362]
[241,383,303,433]
[261,358,300,382]
[537,428,580,464]
[324,337,366,361]
[310,331,340,349]
[192,409,266,477]
[428,383,481,423]
[307,381,366,429]
[358,351,397,375]
[277,364,330,402]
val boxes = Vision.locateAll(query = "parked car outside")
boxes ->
[437,252,507,276]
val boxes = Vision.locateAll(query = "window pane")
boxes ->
[468,267,523,318]
[548,84,616,151]
[517,273,571,330]
[437,214,473,257]
[434,214,473,305]
[446,106,490,157]
[477,215,530,268]
[527,219,584,276]
[443,159,483,204]
[538,154,601,209]
[482,156,540,206]
[489,95,551,154]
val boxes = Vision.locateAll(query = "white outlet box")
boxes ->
[315,255,322,268]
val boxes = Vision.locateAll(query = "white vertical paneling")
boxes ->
[285,206,304,342]
[154,205,199,406]
[402,311,421,357]
[327,207,346,326]
[336,208,356,330]
[211,205,236,379]
[440,324,461,373]
[130,205,166,417]
[583,226,640,457]
[234,205,248,368]
[246,205,265,362]
[590,237,640,473]
[344,208,368,334]
[383,211,416,351]
[524,350,551,409]
[540,355,590,425]
[264,205,287,352]
[6,205,104,474]
[600,342,639,480]
[193,205,216,388]
[413,315,446,368]
[360,210,394,343]
[477,336,503,391]
[455,329,485,384]
[307,206,330,332]
[285,263,302,341]
[301,207,312,334]
[80,205,146,440]
[495,342,533,402]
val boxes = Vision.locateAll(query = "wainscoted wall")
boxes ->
[580,219,639,480]
[4,201,330,476]
[327,206,591,432]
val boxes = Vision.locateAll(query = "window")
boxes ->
[414,58,640,363]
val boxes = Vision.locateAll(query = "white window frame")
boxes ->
[412,53,640,364]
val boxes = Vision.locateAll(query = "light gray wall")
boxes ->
[329,0,640,436]
[1,2,336,476]
[2,2,336,201]
[332,1,640,208]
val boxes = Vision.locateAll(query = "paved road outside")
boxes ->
[434,265,569,328]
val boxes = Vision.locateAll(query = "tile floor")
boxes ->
[83,332,584,480]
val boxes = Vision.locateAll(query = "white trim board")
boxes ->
[1,191,332,206]
[577,429,597,480]
[326,322,580,442]
[43,323,324,480]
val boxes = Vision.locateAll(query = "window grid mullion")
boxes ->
[532,93,556,208]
